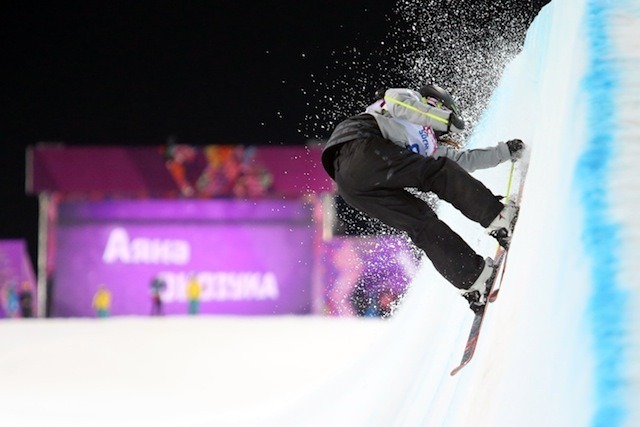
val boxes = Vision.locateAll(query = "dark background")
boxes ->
[2,0,551,264]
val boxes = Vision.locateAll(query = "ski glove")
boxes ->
[506,139,525,160]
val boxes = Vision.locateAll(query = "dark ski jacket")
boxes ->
[321,114,381,179]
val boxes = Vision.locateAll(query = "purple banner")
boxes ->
[28,144,333,198]
[52,199,314,317]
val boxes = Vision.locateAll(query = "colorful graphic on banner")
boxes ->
[52,199,314,317]
[321,236,420,317]
[196,146,273,198]
[28,145,332,198]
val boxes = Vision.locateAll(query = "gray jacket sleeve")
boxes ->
[433,142,511,173]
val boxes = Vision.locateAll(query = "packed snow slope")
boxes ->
[270,0,640,424]
[1,0,639,426]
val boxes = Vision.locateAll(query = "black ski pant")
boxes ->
[333,136,504,290]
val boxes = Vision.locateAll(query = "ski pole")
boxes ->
[495,161,516,252]
[504,160,516,200]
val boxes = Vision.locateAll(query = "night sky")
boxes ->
[2,0,550,263]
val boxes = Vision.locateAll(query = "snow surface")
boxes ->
[1,0,639,426]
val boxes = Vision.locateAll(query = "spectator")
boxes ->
[186,274,201,315]
[18,281,33,318]
[0,283,6,319]
[92,284,112,318]
[150,276,166,316]
[7,282,19,318]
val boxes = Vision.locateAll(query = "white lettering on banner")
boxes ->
[102,228,190,265]
[158,271,280,302]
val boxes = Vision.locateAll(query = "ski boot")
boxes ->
[461,258,498,313]
[486,199,519,249]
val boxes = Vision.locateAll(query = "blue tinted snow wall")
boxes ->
[466,0,640,424]
[456,0,640,424]
[477,0,640,423]
[577,0,640,425]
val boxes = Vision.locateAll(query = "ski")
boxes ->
[450,248,506,376]
[450,152,531,376]
[488,250,510,302]
[488,154,531,303]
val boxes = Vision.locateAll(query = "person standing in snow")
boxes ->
[321,85,525,312]
[18,281,34,318]
[186,273,202,315]
[150,276,166,316]
[92,284,112,318]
